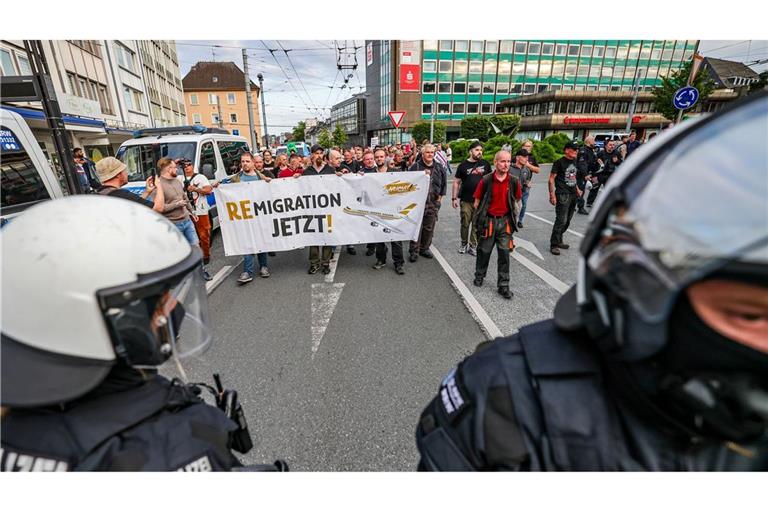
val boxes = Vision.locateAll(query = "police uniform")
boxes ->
[1,371,241,472]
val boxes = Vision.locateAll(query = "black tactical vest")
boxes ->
[1,376,241,471]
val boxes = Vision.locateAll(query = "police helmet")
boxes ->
[1,196,213,407]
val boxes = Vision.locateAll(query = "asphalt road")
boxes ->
[165,162,598,471]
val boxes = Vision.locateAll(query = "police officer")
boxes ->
[415,93,768,471]
[576,135,599,214]
[0,195,274,471]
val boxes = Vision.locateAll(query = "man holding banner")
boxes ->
[408,144,448,262]
[372,148,406,275]
[303,144,338,274]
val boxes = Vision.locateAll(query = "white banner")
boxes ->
[214,172,430,256]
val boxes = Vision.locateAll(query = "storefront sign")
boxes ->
[399,64,420,92]
[59,93,102,119]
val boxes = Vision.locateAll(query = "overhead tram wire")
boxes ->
[174,41,336,53]
[277,40,321,113]
[262,40,319,117]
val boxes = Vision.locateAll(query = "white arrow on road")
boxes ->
[310,247,344,358]
[514,235,544,260]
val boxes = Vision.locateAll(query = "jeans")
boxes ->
[474,216,514,289]
[459,200,478,247]
[243,253,268,275]
[518,188,530,223]
[550,193,577,248]
[174,218,199,246]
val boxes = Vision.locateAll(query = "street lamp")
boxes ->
[257,73,269,148]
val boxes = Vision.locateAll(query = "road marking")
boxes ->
[512,252,570,294]
[325,246,342,283]
[526,213,585,239]
[431,245,503,340]
[310,282,345,358]
[205,259,242,295]
[514,235,544,260]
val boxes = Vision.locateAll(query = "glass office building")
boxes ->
[419,40,697,123]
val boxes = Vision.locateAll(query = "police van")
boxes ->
[1,107,66,226]
[115,126,251,229]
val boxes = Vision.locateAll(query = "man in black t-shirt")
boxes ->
[262,149,276,177]
[547,141,582,255]
[340,148,361,174]
[94,157,165,212]
[452,141,492,255]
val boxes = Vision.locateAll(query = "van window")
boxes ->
[216,140,249,175]
[1,125,51,209]
[199,141,216,177]
[116,142,197,181]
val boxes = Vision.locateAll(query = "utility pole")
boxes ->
[429,101,436,142]
[257,73,269,148]
[676,40,702,124]
[216,95,223,129]
[625,68,644,133]
[242,49,258,150]
[23,40,82,195]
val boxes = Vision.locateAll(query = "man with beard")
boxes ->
[408,144,447,262]
[302,145,336,275]
[452,141,492,255]
[370,148,405,275]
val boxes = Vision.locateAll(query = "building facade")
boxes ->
[330,93,366,147]
[365,39,698,141]
[182,61,262,147]
[1,39,185,164]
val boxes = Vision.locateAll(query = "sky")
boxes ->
[177,40,768,135]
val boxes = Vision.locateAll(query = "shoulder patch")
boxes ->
[439,367,470,422]
[0,447,69,472]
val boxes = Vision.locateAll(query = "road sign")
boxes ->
[673,86,700,110]
[388,111,406,128]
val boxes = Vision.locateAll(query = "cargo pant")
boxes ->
[192,214,211,264]
[309,246,333,266]
[474,216,514,289]
[410,198,440,255]
[459,200,478,248]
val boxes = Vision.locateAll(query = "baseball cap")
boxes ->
[469,141,483,150]
[95,157,127,182]
[515,148,530,157]
[310,144,324,153]
[563,141,579,151]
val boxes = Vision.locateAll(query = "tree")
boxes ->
[332,123,347,147]
[411,121,446,144]
[651,60,715,121]
[317,128,333,149]
[749,71,768,95]
[460,116,490,140]
[291,121,306,142]
[488,115,521,137]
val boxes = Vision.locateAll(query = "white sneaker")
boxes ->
[237,272,253,284]
[259,267,271,278]
[458,243,468,254]
[467,245,477,256]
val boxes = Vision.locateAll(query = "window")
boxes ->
[538,84,549,93]
[601,66,613,77]
[454,60,468,74]
[500,41,514,53]
[190,93,199,105]
[511,83,522,94]
[485,41,498,54]
[97,85,113,115]
[424,40,438,50]
[606,47,616,58]
[514,42,527,54]
[467,82,481,94]
[16,55,31,75]
[539,60,552,77]
[568,45,580,56]
[422,81,436,93]
[484,60,497,74]
[577,64,589,77]
[1,125,52,209]
[552,60,564,76]
[0,49,17,75]
[79,78,88,98]
[469,60,482,74]
[437,103,450,114]
[439,40,453,51]
[482,83,494,94]
[452,103,465,114]
[616,46,629,60]
[512,61,525,74]
[217,140,249,175]
[498,61,511,75]
[422,103,433,114]
[438,60,453,73]
[423,60,437,73]
[212,113,220,125]
[525,61,538,75]
[193,113,202,124]
[555,44,567,56]
[115,43,135,72]
[471,41,484,52]
[453,82,466,94]
[227,93,236,104]
[497,82,509,94]
[565,62,577,78]
[594,46,604,58]
[455,40,469,52]
[528,42,541,55]
[438,82,452,93]
[651,48,661,60]
[628,46,640,60]
[541,43,554,56]
[467,103,479,114]
[212,76,218,83]
[229,113,238,123]
[523,83,536,94]
[481,104,493,114]
[89,81,99,102]
[208,93,218,104]
[122,86,134,109]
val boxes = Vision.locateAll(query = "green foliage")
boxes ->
[531,141,557,163]
[411,121,446,144]
[652,60,716,120]
[489,115,521,138]
[460,116,491,140]
[332,124,347,147]
[448,139,471,163]
[317,128,333,149]
[479,136,521,163]
[749,71,768,94]
[543,133,571,153]
[291,121,306,142]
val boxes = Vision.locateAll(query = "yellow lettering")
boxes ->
[240,200,253,219]
[226,202,241,220]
